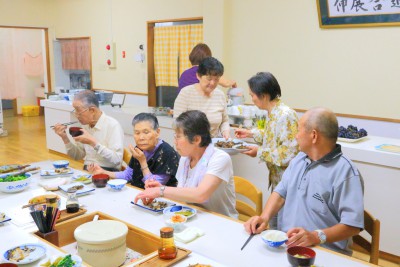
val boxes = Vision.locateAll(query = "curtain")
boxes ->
[154,24,203,87]
[0,29,25,99]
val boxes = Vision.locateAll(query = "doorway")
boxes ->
[0,26,51,118]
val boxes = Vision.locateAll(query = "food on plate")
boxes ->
[0,212,5,221]
[215,140,241,148]
[188,264,212,267]
[293,254,310,259]
[170,214,186,223]
[0,174,28,182]
[6,246,36,262]
[175,210,194,217]
[235,144,248,149]
[145,200,168,210]
[40,254,76,267]
[73,176,91,183]
[55,167,70,174]
[67,185,84,191]
[338,125,368,139]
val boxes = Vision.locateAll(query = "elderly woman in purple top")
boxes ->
[88,113,180,188]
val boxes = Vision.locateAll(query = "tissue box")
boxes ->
[22,106,40,117]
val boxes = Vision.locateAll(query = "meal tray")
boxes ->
[37,211,191,267]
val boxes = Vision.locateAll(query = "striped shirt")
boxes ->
[173,84,230,137]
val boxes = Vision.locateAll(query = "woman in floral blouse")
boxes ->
[235,72,299,229]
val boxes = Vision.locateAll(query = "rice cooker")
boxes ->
[74,220,128,267]
[227,87,244,106]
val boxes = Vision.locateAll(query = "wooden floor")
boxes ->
[0,114,82,169]
[0,114,399,267]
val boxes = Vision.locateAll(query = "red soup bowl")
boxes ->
[69,127,83,137]
[287,246,316,267]
[92,174,110,188]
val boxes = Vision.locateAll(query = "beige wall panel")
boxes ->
[224,0,400,119]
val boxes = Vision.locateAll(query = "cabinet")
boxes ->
[61,39,90,70]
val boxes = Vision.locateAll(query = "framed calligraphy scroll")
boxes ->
[317,0,400,28]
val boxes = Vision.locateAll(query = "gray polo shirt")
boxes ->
[274,145,364,255]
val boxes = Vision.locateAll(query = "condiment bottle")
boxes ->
[45,195,58,209]
[66,189,80,213]
[158,227,177,259]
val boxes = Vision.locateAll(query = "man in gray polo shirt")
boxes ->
[244,107,364,255]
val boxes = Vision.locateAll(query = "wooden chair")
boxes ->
[121,148,131,170]
[233,176,263,222]
[352,210,380,265]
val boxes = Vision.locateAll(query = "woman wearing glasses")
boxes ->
[53,90,124,171]
[134,110,238,218]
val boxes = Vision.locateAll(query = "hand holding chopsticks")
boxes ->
[50,121,78,129]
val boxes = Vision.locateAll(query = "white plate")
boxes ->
[212,138,247,155]
[163,205,197,219]
[40,168,74,178]
[131,199,175,213]
[338,136,368,143]
[71,174,92,184]
[39,254,82,267]
[232,144,251,152]
[59,182,95,196]
[3,243,46,264]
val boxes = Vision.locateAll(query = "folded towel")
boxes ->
[174,227,205,243]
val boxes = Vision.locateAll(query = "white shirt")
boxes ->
[65,112,124,169]
[177,149,238,219]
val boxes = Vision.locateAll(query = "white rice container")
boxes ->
[74,220,128,267]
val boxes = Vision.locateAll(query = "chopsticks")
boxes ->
[30,207,59,234]
[50,121,78,129]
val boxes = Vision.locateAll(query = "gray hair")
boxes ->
[132,113,159,130]
[74,90,99,108]
[304,107,338,142]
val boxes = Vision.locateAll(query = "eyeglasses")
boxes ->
[71,108,89,116]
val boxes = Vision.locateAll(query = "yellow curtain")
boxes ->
[154,24,203,87]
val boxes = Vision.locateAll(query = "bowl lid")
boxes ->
[74,220,128,244]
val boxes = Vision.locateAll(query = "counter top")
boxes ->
[0,161,374,267]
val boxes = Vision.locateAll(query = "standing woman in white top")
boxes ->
[53,90,124,171]
[134,110,238,219]
[173,57,230,139]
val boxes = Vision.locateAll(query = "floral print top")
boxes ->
[251,99,299,189]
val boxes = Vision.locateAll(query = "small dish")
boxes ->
[71,174,92,184]
[212,138,248,155]
[261,230,288,248]
[232,144,251,152]
[59,182,95,196]
[131,199,176,213]
[3,243,46,264]
[0,212,11,224]
[40,168,74,178]
[39,254,82,267]
[337,136,368,143]
[165,214,187,232]
[52,160,69,169]
[107,179,127,190]
[163,205,197,219]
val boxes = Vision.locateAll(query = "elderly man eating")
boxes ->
[244,107,364,255]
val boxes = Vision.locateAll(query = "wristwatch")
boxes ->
[315,229,327,244]
[160,186,166,197]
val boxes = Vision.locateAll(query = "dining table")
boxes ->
[0,161,377,266]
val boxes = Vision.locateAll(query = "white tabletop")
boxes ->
[0,161,375,267]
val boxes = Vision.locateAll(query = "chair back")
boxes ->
[121,148,131,170]
[352,210,380,265]
[233,176,263,222]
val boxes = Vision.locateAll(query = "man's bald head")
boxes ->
[303,107,338,143]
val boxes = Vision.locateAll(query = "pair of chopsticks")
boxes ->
[50,121,78,129]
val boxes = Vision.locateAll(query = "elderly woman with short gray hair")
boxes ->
[88,112,180,188]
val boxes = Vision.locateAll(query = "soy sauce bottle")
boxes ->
[158,227,177,259]
[66,188,80,213]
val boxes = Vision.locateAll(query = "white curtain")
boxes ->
[0,29,25,99]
